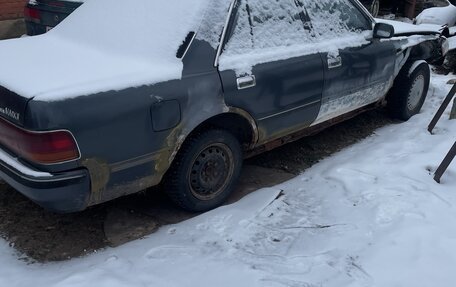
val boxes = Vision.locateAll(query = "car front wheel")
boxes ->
[164,129,243,212]
[388,61,430,121]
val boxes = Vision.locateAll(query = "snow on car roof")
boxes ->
[0,0,229,101]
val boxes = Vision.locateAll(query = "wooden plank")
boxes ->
[428,83,456,134]
[434,142,456,183]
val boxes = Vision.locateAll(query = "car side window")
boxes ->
[302,0,372,36]
[222,0,315,56]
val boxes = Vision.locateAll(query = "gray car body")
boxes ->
[0,0,447,212]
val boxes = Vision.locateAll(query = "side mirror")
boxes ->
[373,23,395,39]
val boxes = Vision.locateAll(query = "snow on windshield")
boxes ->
[219,0,371,76]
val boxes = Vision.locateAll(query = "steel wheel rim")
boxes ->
[407,74,425,111]
[188,143,235,201]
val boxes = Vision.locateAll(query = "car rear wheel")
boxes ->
[388,61,430,121]
[164,129,242,212]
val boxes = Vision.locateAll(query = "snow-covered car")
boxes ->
[24,0,83,36]
[0,0,449,213]
[416,0,456,26]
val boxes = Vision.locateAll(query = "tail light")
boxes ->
[0,118,79,164]
[24,7,41,24]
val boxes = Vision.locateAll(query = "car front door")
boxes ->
[302,0,397,125]
[217,0,325,143]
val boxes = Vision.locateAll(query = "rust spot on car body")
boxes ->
[82,158,110,205]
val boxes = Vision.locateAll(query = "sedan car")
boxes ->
[24,0,83,35]
[0,0,448,213]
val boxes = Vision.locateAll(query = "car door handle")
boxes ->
[237,75,256,90]
[327,55,342,69]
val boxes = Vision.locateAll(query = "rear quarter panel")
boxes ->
[23,40,226,205]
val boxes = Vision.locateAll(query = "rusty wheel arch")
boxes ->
[167,108,259,166]
[189,107,259,150]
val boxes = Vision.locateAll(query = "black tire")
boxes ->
[363,0,380,17]
[387,61,430,121]
[164,129,243,212]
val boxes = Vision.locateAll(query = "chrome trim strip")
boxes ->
[214,0,237,67]
[110,151,164,173]
[258,100,321,121]
[0,159,85,183]
[180,32,197,60]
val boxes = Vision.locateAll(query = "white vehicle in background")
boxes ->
[417,0,456,27]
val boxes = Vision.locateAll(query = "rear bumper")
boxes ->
[0,150,91,213]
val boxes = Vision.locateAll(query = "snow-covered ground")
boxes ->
[0,71,455,287]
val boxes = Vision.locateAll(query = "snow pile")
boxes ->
[0,71,455,286]
[416,3,456,26]
[0,0,226,101]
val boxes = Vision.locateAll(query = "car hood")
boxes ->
[375,18,448,36]
[0,35,183,102]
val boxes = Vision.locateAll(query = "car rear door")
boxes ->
[302,0,397,125]
[217,0,325,143]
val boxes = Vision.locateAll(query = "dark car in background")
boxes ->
[24,0,83,35]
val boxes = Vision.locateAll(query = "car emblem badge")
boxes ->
[0,107,20,121]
